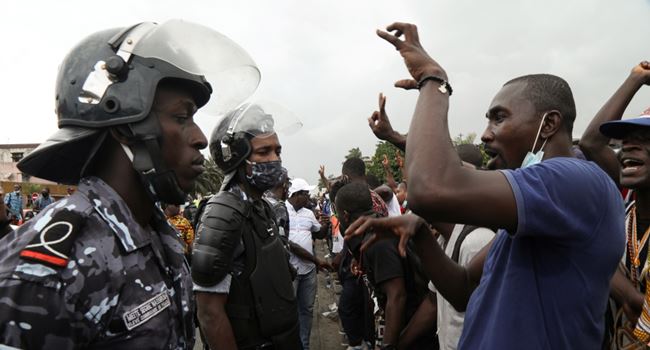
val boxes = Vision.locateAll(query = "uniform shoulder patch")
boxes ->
[20,209,85,268]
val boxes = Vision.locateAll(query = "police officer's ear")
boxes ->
[109,126,135,146]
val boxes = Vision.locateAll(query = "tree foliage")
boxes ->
[452,132,477,145]
[366,141,402,184]
[193,157,224,197]
[345,147,363,160]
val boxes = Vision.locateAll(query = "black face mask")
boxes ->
[245,160,284,192]
[42,192,49,198]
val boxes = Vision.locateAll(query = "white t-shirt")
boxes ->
[287,202,321,275]
[428,224,494,350]
[331,217,344,254]
[386,193,402,217]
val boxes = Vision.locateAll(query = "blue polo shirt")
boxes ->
[459,157,625,350]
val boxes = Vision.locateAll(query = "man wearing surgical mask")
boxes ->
[345,22,625,350]
[192,104,300,350]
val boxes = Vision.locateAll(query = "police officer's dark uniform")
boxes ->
[0,20,259,349]
[192,105,301,350]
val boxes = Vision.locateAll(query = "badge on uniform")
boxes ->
[122,291,171,330]
[20,209,84,268]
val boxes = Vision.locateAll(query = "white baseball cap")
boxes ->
[288,178,315,197]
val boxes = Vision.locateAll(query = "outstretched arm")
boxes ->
[347,214,489,311]
[579,61,650,184]
[368,93,407,152]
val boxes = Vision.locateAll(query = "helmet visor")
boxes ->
[224,99,303,139]
[132,19,260,115]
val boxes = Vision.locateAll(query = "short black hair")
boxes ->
[335,182,372,216]
[342,157,365,178]
[504,74,576,136]
[329,178,350,204]
[366,174,382,189]
[456,144,483,169]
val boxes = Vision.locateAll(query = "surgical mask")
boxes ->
[246,160,284,191]
[521,113,549,169]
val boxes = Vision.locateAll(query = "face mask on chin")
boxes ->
[521,112,549,169]
[245,160,283,191]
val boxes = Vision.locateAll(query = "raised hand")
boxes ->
[368,93,397,140]
[631,60,650,85]
[376,22,447,90]
[319,165,326,178]
[382,154,390,169]
[396,151,404,168]
[344,213,430,257]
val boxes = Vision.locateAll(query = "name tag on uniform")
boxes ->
[122,292,171,330]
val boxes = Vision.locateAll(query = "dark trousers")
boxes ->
[339,277,366,346]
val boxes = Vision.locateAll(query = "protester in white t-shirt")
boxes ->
[286,178,329,350]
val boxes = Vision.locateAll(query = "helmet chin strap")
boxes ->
[119,115,188,205]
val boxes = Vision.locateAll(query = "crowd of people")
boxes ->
[0,18,649,350]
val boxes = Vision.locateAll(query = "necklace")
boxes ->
[627,205,650,287]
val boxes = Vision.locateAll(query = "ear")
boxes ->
[343,210,350,225]
[109,126,134,146]
[540,110,564,139]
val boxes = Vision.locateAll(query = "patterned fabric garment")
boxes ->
[0,177,195,349]
[370,190,388,218]
[168,214,195,253]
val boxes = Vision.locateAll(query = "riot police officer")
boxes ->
[0,20,259,349]
[192,103,301,350]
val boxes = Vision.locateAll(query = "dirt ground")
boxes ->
[194,239,346,350]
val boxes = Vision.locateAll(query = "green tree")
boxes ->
[193,157,224,197]
[453,132,477,145]
[453,132,490,167]
[345,147,363,160]
[366,141,402,184]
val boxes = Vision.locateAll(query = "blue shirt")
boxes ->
[459,157,625,350]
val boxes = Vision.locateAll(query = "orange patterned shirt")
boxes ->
[167,215,194,253]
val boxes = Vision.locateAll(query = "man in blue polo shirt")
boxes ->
[345,22,625,349]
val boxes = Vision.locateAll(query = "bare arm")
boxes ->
[411,220,492,311]
[369,93,407,152]
[610,266,644,324]
[289,241,333,271]
[579,61,650,184]
[378,22,517,231]
[398,290,436,349]
[349,214,490,312]
[396,151,407,183]
[318,165,331,192]
[380,277,407,347]
[196,292,238,350]
[382,154,398,192]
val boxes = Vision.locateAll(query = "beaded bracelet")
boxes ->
[417,75,453,95]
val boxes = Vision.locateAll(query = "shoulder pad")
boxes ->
[192,191,249,287]
[209,191,250,216]
[20,209,85,268]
